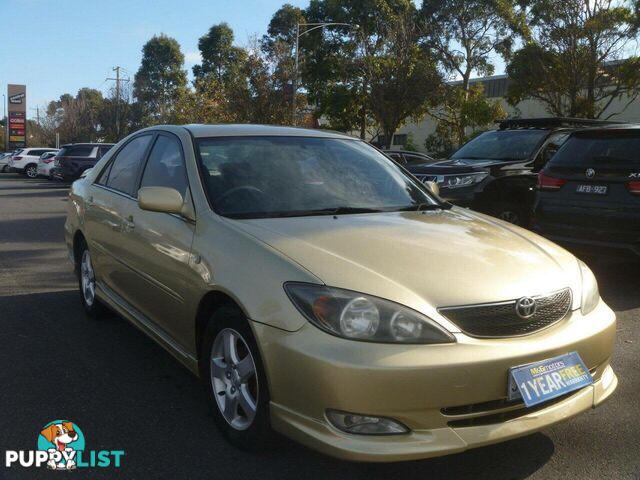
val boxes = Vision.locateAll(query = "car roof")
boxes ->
[383,150,431,156]
[569,124,640,135]
[60,143,114,147]
[177,124,355,140]
[497,117,626,130]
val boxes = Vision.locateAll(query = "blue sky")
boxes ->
[0,0,308,118]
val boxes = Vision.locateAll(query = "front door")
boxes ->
[119,133,197,351]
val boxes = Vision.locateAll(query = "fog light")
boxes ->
[326,410,409,435]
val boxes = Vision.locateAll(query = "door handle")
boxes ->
[124,215,135,231]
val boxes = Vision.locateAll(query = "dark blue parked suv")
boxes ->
[533,125,640,257]
[51,143,114,181]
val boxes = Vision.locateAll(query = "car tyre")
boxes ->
[489,201,529,227]
[77,240,107,318]
[1,165,7,173]
[202,305,272,451]
[24,164,38,178]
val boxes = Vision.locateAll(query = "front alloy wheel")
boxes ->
[202,306,271,451]
[210,328,259,431]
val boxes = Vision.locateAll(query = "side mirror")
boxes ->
[80,168,93,179]
[138,186,184,214]
[425,180,440,197]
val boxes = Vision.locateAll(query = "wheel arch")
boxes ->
[194,290,251,368]
[477,175,534,205]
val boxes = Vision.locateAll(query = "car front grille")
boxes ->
[438,288,572,338]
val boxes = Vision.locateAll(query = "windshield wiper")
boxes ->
[263,207,383,218]
[397,203,449,212]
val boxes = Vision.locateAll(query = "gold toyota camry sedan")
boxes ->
[65,125,617,462]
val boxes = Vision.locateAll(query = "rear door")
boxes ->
[543,129,640,240]
[83,134,154,300]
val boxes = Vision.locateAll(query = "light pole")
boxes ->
[2,94,6,151]
[292,22,356,126]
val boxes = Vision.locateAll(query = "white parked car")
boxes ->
[8,147,59,178]
[36,152,59,178]
[0,152,13,173]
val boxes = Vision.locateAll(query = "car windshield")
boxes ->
[550,130,640,167]
[196,136,441,219]
[451,130,549,161]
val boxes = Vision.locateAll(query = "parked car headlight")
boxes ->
[284,283,455,344]
[578,260,599,315]
[440,173,488,189]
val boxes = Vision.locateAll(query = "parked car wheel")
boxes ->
[202,306,272,451]
[24,164,38,178]
[77,240,107,318]
[1,165,7,173]
[489,201,529,227]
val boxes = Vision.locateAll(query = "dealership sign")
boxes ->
[9,92,25,104]
[7,84,27,149]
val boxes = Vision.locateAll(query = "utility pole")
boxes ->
[106,66,130,140]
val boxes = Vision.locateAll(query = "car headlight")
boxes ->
[284,282,455,344]
[578,260,599,315]
[440,173,488,189]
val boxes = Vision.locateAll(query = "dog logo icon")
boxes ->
[38,420,85,470]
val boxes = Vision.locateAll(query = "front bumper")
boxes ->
[253,300,617,462]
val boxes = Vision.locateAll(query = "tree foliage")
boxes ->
[133,34,187,123]
[425,83,506,155]
[507,0,640,118]
[365,8,442,148]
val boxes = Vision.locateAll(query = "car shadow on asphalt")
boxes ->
[0,289,555,480]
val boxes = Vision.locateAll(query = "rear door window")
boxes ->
[58,145,94,157]
[104,135,153,196]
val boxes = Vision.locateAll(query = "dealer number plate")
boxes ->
[507,352,593,407]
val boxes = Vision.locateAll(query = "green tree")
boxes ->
[262,4,306,123]
[303,0,426,138]
[419,0,524,152]
[507,0,640,118]
[193,23,247,83]
[365,8,442,148]
[134,34,187,123]
[421,0,527,94]
[425,83,506,156]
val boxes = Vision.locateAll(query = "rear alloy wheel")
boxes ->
[25,164,38,178]
[77,241,107,318]
[202,306,271,451]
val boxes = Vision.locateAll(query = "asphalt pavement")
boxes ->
[0,173,638,480]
